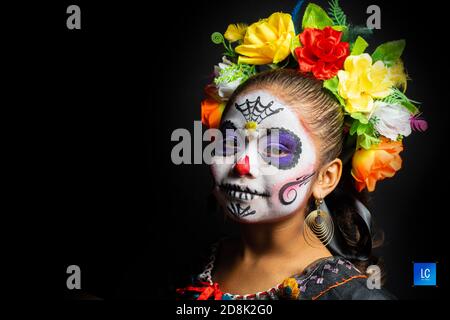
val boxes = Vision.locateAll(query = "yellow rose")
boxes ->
[224,23,248,43]
[338,54,393,113]
[235,12,295,65]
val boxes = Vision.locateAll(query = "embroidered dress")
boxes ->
[176,242,394,300]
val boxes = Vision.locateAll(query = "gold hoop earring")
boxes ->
[303,198,334,247]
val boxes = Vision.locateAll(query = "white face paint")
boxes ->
[210,89,318,223]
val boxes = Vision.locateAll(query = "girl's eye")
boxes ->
[259,128,302,170]
[217,121,241,157]
[225,138,236,148]
[215,136,240,156]
[265,144,288,157]
[224,138,238,155]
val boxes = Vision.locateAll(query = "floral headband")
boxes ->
[201,0,428,192]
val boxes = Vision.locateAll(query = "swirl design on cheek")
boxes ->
[278,172,316,205]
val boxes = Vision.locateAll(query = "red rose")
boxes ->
[295,26,349,80]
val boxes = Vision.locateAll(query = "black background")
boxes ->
[28,0,448,300]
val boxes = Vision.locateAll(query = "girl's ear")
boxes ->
[312,158,342,199]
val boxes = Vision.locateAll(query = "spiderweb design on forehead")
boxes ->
[235,96,284,124]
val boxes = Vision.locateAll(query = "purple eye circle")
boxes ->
[259,128,302,170]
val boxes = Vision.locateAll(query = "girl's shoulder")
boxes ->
[282,256,395,300]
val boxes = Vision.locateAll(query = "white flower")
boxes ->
[370,101,412,141]
[214,56,233,77]
[213,57,254,101]
[216,78,242,101]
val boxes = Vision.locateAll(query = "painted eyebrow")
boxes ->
[220,120,265,132]
[263,127,301,142]
[220,120,237,131]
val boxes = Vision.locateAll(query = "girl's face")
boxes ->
[211,89,318,223]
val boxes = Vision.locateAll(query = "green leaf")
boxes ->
[350,118,380,149]
[401,99,418,114]
[372,40,406,67]
[328,0,347,26]
[302,3,334,30]
[333,93,346,107]
[350,112,369,124]
[331,25,347,32]
[211,32,224,45]
[323,76,339,91]
[350,120,359,135]
[323,76,346,106]
[359,134,380,150]
[359,135,371,150]
[211,32,237,58]
[351,36,368,55]
[380,87,419,115]
[356,123,369,136]
[290,35,301,58]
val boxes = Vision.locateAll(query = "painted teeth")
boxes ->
[222,184,261,195]
[227,190,255,201]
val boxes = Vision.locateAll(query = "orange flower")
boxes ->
[201,98,225,129]
[351,139,403,192]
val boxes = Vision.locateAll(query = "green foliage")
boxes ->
[211,32,236,58]
[358,133,380,150]
[302,3,334,29]
[290,34,301,58]
[214,63,255,84]
[380,88,419,114]
[349,116,380,149]
[371,40,406,67]
[351,36,368,55]
[323,76,346,107]
[328,0,347,26]
[350,112,369,124]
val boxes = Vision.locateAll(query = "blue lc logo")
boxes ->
[413,262,437,286]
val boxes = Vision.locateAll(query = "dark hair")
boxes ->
[224,69,383,275]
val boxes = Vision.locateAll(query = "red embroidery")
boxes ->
[176,282,223,300]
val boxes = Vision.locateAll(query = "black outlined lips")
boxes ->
[220,183,269,201]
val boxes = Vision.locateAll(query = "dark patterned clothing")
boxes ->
[176,241,394,300]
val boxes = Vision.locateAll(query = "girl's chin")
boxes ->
[223,206,299,225]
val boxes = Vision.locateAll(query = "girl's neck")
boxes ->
[211,207,332,295]
[237,208,331,262]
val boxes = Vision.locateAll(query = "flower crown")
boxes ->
[201,0,428,192]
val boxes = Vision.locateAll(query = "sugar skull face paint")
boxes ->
[210,89,318,223]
